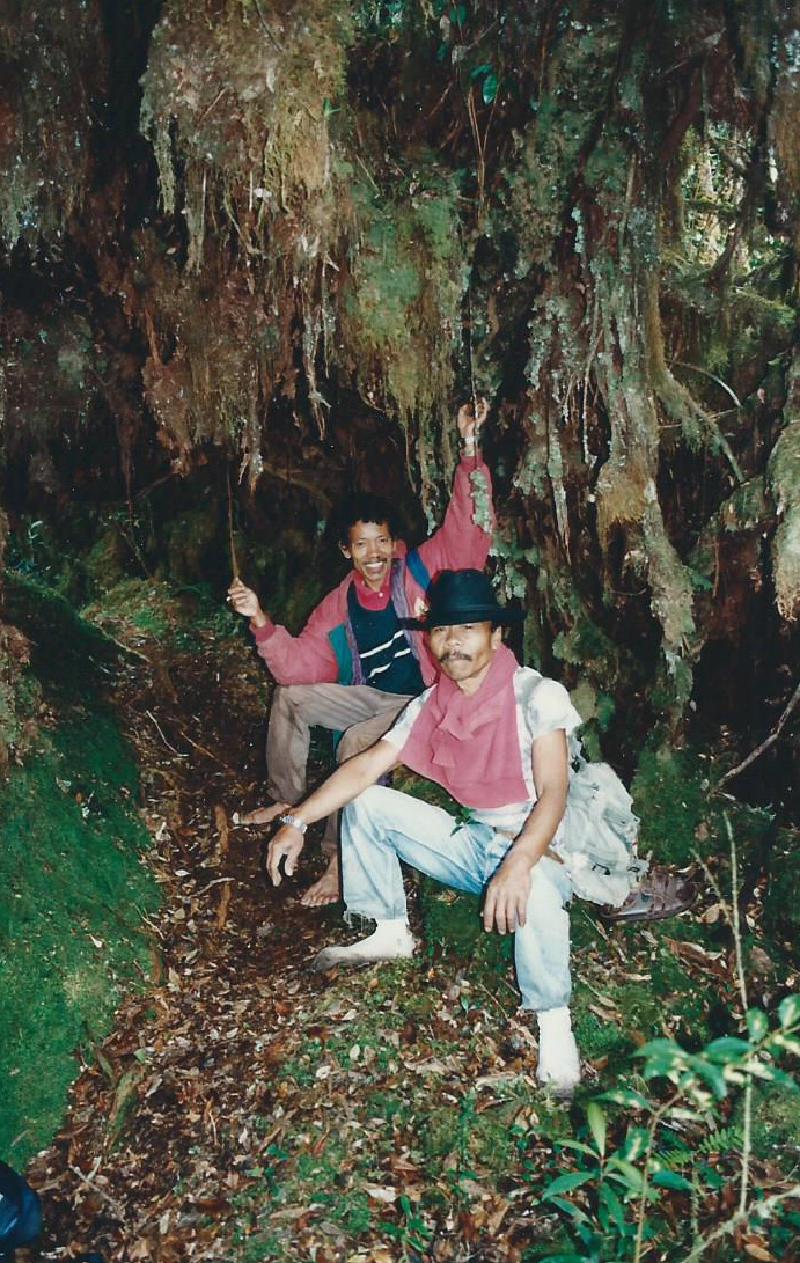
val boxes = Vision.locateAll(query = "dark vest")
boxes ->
[347,583,424,696]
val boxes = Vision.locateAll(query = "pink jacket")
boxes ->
[251,455,494,687]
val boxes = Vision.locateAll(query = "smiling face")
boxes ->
[427,621,502,694]
[342,519,396,592]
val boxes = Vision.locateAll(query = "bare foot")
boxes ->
[300,856,341,907]
[234,802,289,826]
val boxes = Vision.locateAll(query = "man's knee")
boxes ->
[526,862,570,920]
[337,723,369,763]
[269,684,323,731]
[273,684,309,712]
[344,785,391,829]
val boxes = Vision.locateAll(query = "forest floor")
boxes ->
[20,619,800,1263]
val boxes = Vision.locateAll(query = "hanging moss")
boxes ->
[1,0,799,820]
[337,162,467,506]
[140,0,354,231]
[140,259,269,475]
[2,313,106,458]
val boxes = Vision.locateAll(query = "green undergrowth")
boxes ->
[0,572,161,1169]
[230,957,575,1260]
[230,932,800,1261]
[3,569,122,693]
[630,737,772,867]
[230,743,796,1259]
[0,711,160,1168]
[80,576,242,651]
[763,826,800,946]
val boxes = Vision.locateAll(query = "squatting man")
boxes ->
[227,400,493,908]
[267,568,609,1097]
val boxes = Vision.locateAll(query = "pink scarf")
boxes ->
[400,644,529,808]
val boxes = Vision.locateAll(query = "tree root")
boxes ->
[643,270,744,483]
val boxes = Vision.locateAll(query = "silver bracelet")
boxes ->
[278,813,308,834]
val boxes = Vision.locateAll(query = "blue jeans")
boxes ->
[341,785,573,1012]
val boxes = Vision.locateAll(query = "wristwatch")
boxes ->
[278,813,308,834]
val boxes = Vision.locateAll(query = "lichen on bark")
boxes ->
[769,349,800,621]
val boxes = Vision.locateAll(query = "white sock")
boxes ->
[313,917,414,970]
[537,1006,573,1036]
[365,918,412,945]
[536,1006,581,1095]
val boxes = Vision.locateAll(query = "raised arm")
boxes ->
[417,400,495,577]
[482,728,569,935]
[228,578,341,685]
[266,738,401,886]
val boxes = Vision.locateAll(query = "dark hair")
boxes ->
[334,492,404,547]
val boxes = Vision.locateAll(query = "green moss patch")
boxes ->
[762,828,800,944]
[3,570,121,696]
[631,739,771,866]
[734,1082,800,1165]
[0,712,160,1168]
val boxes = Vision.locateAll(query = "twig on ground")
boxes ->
[145,709,189,758]
[634,1089,682,1263]
[716,682,800,788]
[694,820,753,1220]
[174,724,238,775]
[680,1183,800,1262]
[196,876,234,897]
[214,804,230,857]
[215,882,232,931]
[68,1165,127,1220]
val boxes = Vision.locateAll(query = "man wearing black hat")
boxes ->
[266,569,683,1097]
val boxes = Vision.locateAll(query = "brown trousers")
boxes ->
[265,684,414,856]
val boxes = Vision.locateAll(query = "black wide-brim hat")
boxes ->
[408,568,524,629]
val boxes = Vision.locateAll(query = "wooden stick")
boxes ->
[717,681,800,788]
[214,804,229,857]
[215,881,232,932]
[226,464,240,581]
[466,289,479,472]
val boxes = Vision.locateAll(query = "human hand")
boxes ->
[483,851,532,934]
[233,802,290,826]
[456,397,489,448]
[227,578,267,625]
[267,824,305,887]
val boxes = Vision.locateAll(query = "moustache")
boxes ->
[440,652,471,663]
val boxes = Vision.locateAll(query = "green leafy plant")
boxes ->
[381,1193,434,1259]
[537,995,800,1262]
